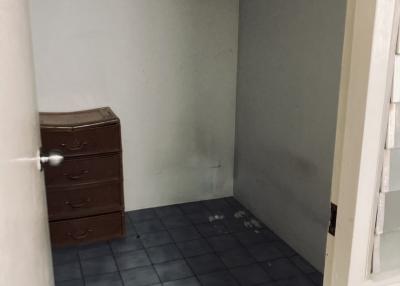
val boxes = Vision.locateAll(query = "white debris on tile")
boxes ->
[208,214,225,222]
[241,218,263,230]
[244,221,253,228]
[234,210,247,218]
[250,219,262,228]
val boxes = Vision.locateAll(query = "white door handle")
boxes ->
[40,151,64,168]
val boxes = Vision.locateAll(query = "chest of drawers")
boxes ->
[40,107,125,246]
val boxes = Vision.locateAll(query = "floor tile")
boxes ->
[134,219,165,234]
[146,244,182,264]
[54,262,82,282]
[207,234,241,252]
[120,265,160,286]
[203,198,232,211]
[248,242,285,262]
[229,203,248,213]
[179,202,208,214]
[199,271,239,286]
[154,259,193,282]
[277,276,315,286]
[163,277,201,286]
[56,279,84,286]
[140,231,173,248]
[161,215,191,229]
[223,218,259,233]
[126,225,137,237]
[168,226,201,242]
[225,197,245,209]
[234,230,268,246]
[110,236,143,254]
[272,240,296,257]
[79,242,112,260]
[51,198,319,286]
[262,228,279,242]
[128,208,157,222]
[187,211,212,224]
[125,218,137,237]
[230,264,271,286]
[218,247,255,268]
[290,255,316,274]
[262,258,302,280]
[308,272,323,286]
[52,247,79,265]
[85,272,123,286]
[115,249,151,270]
[196,223,229,237]
[186,253,226,275]
[176,238,213,257]
[155,205,183,217]
[81,255,117,277]
[198,270,239,286]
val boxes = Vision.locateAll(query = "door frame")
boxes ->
[324,0,400,285]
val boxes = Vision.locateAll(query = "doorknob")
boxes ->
[39,150,64,170]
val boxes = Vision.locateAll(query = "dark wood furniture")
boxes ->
[40,107,125,246]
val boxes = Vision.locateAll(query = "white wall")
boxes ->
[30,0,239,211]
[234,0,346,271]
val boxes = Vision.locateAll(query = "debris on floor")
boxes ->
[208,214,225,222]
[234,210,247,218]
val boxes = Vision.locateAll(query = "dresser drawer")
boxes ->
[44,154,122,187]
[50,212,124,247]
[41,124,121,157]
[47,181,123,221]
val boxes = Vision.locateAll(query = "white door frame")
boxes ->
[324,0,400,285]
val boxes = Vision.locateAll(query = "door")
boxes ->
[324,0,400,285]
[0,0,54,285]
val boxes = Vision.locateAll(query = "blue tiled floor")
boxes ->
[53,197,323,286]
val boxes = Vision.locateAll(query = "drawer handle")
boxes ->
[61,141,87,151]
[67,229,93,240]
[64,170,89,180]
[65,198,91,208]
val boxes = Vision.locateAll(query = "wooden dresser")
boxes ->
[40,107,125,247]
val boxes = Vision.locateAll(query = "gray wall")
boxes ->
[30,0,239,211]
[234,0,346,270]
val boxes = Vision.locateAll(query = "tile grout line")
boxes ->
[128,209,193,285]
[77,247,86,286]
[141,246,164,285]
[184,199,243,285]
[126,213,163,286]
[165,204,204,285]
[108,239,126,286]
